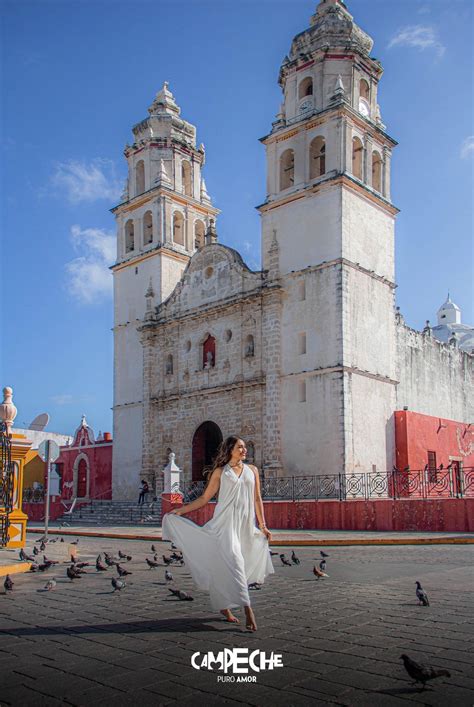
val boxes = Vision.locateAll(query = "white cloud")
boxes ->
[388,25,445,58]
[50,158,122,204]
[460,136,474,159]
[242,240,253,253]
[65,225,115,304]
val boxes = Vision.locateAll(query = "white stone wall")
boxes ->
[396,322,474,422]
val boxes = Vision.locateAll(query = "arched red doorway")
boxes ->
[192,421,223,481]
[77,458,88,497]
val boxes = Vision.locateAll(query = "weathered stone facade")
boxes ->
[111,0,473,497]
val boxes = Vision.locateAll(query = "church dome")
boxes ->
[432,294,474,353]
[289,0,374,62]
[437,294,461,325]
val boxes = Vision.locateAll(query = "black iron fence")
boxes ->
[0,421,14,547]
[23,487,46,503]
[172,467,474,502]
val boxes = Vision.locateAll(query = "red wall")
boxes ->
[162,496,474,533]
[395,410,474,470]
[55,442,112,502]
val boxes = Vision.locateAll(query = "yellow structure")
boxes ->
[3,433,31,548]
[0,387,31,548]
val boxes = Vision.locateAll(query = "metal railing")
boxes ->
[23,487,46,503]
[171,468,474,502]
[0,421,14,546]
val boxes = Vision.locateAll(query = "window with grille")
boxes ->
[427,451,437,482]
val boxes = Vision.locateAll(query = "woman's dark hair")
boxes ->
[203,436,243,488]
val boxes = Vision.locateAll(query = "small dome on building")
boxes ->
[437,294,461,326]
[431,294,474,353]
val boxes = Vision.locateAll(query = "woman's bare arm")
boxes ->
[250,465,271,539]
[169,468,222,515]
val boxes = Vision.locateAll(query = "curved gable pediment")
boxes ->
[157,244,263,319]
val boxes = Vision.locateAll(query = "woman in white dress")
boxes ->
[162,437,274,631]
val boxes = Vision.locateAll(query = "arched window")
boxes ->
[359,79,370,101]
[173,211,185,246]
[143,211,153,245]
[372,150,382,192]
[298,77,313,99]
[244,334,255,358]
[135,160,145,195]
[309,136,326,179]
[203,334,216,369]
[165,354,173,375]
[279,149,294,191]
[352,137,363,180]
[182,160,192,197]
[194,219,205,249]
[125,220,135,252]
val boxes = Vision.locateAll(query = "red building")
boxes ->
[56,415,112,502]
[394,410,474,496]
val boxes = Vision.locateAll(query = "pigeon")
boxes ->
[4,575,13,592]
[20,549,35,562]
[151,544,157,552]
[170,551,183,562]
[162,555,172,565]
[29,563,40,572]
[320,551,329,558]
[291,551,300,565]
[400,654,450,688]
[168,588,193,601]
[319,559,326,572]
[153,554,159,562]
[165,570,173,583]
[40,541,46,551]
[313,566,329,580]
[70,554,77,563]
[118,550,131,560]
[36,535,47,544]
[96,556,108,572]
[74,562,90,569]
[49,538,58,543]
[67,565,82,581]
[111,577,126,592]
[146,558,159,569]
[38,562,53,572]
[33,546,39,556]
[248,582,262,590]
[43,556,59,565]
[60,538,64,542]
[117,564,132,577]
[70,539,79,545]
[280,554,292,566]
[44,578,57,591]
[415,581,430,606]
[270,551,279,556]
[104,554,117,567]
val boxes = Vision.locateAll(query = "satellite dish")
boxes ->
[29,413,50,431]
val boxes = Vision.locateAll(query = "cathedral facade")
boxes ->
[111,0,473,498]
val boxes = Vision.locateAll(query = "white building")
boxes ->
[111,0,473,498]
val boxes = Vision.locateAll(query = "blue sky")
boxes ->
[2,0,473,436]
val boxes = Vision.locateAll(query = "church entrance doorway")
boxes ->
[192,421,223,482]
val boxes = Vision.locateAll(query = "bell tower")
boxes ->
[258,0,399,476]
[111,83,219,497]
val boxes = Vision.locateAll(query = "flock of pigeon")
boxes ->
[2,536,451,689]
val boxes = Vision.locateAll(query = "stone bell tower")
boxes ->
[111,83,219,498]
[258,0,399,475]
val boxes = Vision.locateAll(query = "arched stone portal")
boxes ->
[192,421,223,481]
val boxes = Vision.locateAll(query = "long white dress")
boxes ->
[162,463,275,611]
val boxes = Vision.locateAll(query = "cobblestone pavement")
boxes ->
[1,534,473,706]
